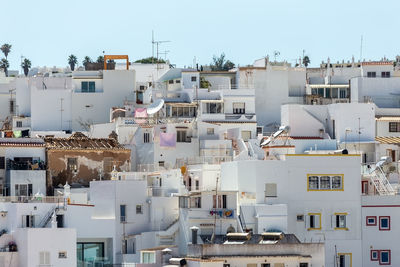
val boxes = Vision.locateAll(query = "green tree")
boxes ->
[68,54,78,71]
[135,57,165,64]
[21,58,32,77]
[0,58,10,77]
[211,53,235,71]
[0,44,12,59]
[96,56,104,64]
[82,56,92,69]
[302,56,310,67]
[200,76,211,88]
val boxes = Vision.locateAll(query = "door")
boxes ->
[361,181,368,195]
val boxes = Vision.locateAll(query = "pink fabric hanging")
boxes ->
[134,108,148,124]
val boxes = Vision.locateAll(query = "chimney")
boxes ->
[190,226,199,244]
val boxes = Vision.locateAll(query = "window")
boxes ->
[335,213,347,230]
[339,89,347,98]
[168,80,174,84]
[308,176,319,189]
[367,71,376,78]
[190,197,201,208]
[120,205,126,222]
[143,132,150,143]
[136,91,143,104]
[0,157,4,169]
[379,250,391,265]
[320,176,331,189]
[103,157,114,173]
[213,195,227,209]
[81,81,95,92]
[381,71,390,78]
[141,252,155,264]
[300,264,308,267]
[15,184,33,196]
[9,100,15,114]
[222,194,227,209]
[177,130,188,143]
[223,264,231,267]
[265,183,277,197]
[23,215,35,228]
[88,81,95,92]
[366,216,377,226]
[77,243,104,264]
[136,205,143,214]
[379,216,390,231]
[371,250,379,261]
[325,88,331,98]
[67,158,78,172]
[307,174,343,191]
[58,251,67,258]
[39,251,50,265]
[176,79,181,84]
[139,85,146,90]
[261,264,270,267]
[204,102,223,114]
[233,102,245,114]
[297,215,304,221]
[308,213,321,230]
[332,88,338,98]
[16,121,22,127]
[389,122,400,132]
[207,128,214,135]
[338,253,352,267]
[191,76,197,82]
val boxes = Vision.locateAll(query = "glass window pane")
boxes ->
[381,252,389,263]
[320,176,331,189]
[332,176,342,189]
[89,82,95,92]
[309,176,319,189]
[332,88,338,98]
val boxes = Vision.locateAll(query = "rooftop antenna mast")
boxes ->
[360,35,363,62]
[151,31,170,64]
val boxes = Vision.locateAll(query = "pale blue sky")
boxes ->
[2,0,399,71]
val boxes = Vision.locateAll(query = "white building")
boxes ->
[221,155,362,267]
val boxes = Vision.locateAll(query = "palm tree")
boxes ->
[82,56,92,69]
[21,58,32,77]
[96,56,104,64]
[68,54,78,71]
[0,58,10,77]
[0,44,12,59]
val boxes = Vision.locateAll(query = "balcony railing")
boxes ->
[0,196,64,203]
[7,159,45,171]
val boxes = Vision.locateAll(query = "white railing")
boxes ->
[363,164,396,196]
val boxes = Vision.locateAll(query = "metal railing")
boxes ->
[0,196,64,203]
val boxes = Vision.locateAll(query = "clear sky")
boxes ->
[2,0,400,71]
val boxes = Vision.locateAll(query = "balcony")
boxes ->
[0,196,64,203]
[7,159,45,171]
[147,187,178,197]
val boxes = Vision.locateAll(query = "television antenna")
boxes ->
[273,50,280,62]
[152,31,171,64]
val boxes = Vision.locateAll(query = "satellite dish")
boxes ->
[147,99,164,115]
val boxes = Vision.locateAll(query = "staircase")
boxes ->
[38,206,58,228]
[368,165,396,196]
